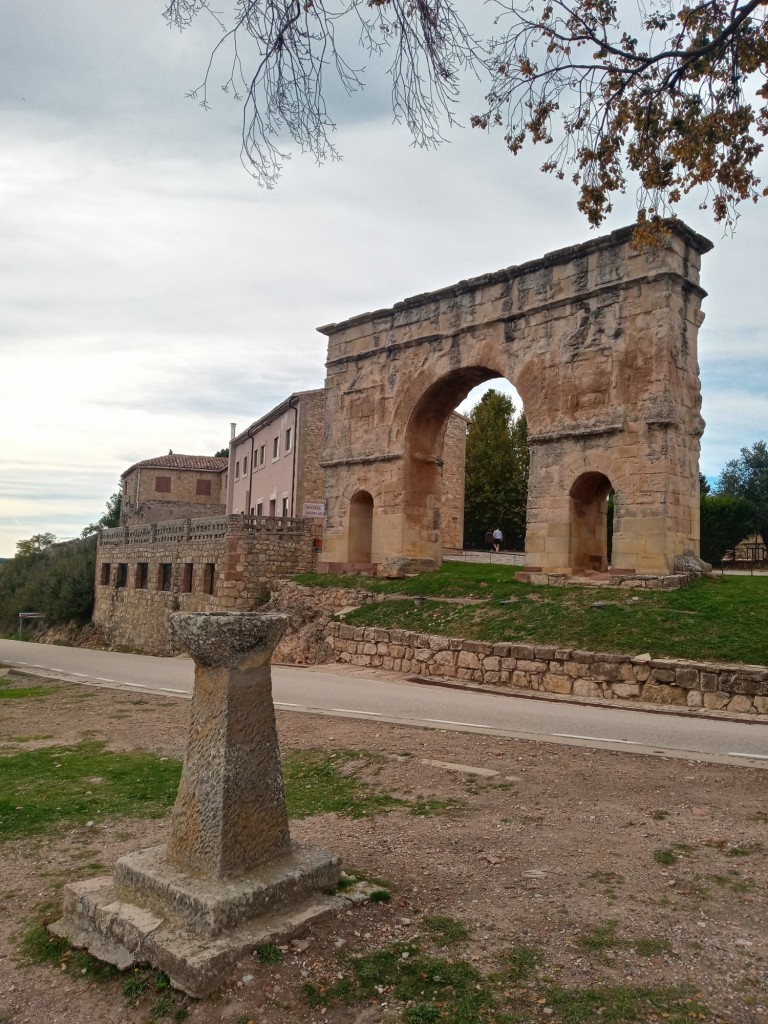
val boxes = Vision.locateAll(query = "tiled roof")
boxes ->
[122,454,228,476]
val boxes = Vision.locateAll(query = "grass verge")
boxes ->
[0,741,182,841]
[296,562,768,664]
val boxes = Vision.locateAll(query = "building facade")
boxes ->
[120,454,227,526]
[228,390,326,520]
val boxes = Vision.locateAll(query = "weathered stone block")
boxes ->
[641,681,687,706]
[675,667,700,689]
[542,674,572,694]
[727,695,753,714]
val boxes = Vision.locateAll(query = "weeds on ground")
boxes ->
[255,943,283,964]
[23,912,189,1019]
[301,938,704,1024]
[0,672,58,700]
[422,915,469,946]
[578,922,674,959]
[282,749,462,820]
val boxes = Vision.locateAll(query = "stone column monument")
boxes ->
[50,612,371,996]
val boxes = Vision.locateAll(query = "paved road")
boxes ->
[1,639,767,768]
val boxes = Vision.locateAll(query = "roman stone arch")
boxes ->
[319,222,711,577]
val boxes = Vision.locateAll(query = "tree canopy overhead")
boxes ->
[164,1,768,232]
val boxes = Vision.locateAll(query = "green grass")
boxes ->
[301,939,703,1024]
[255,943,284,964]
[544,983,707,1023]
[422,915,470,946]
[1,743,457,844]
[0,673,58,700]
[299,563,768,664]
[21,920,119,982]
[282,749,462,820]
[578,922,674,959]
[0,741,182,841]
[294,562,524,601]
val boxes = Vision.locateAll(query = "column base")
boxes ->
[49,841,374,997]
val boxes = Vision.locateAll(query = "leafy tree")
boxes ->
[700,494,757,564]
[699,472,711,496]
[15,533,57,557]
[81,489,123,537]
[463,389,529,550]
[716,440,768,545]
[214,447,229,458]
[165,1,768,231]
[0,537,97,632]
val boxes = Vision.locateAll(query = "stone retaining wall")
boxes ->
[327,622,768,717]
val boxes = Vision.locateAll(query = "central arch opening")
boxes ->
[404,367,526,563]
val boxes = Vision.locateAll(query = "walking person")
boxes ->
[492,526,503,552]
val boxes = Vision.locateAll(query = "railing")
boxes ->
[100,513,322,547]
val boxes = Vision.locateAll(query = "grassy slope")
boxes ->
[295,563,768,665]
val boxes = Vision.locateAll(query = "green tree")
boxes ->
[463,389,529,551]
[716,440,768,545]
[81,489,122,537]
[214,447,229,458]
[0,537,97,632]
[15,533,57,557]
[700,494,757,564]
[165,1,768,231]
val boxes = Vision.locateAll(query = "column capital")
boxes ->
[170,611,288,668]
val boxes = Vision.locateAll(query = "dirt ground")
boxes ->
[0,673,767,1024]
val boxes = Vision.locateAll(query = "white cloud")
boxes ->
[1,2,767,556]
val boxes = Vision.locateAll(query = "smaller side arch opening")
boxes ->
[348,490,374,564]
[569,472,614,573]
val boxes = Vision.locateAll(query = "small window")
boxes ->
[158,563,172,591]
[100,563,111,586]
[196,479,212,496]
[282,497,289,517]
[203,563,215,595]
[116,563,128,587]
[272,436,279,459]
[243,455,248,475]
[285,426,292,452]
[235,461,240,479]
[256,502,263,517]
[135,562,148,589]
[269,498,276,516]
[155,476,171,493]
[260,445,265,466]
[181,563,193,593]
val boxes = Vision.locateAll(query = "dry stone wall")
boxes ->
[327,622,768,718]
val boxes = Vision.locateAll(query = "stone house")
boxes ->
[120,454,228,526]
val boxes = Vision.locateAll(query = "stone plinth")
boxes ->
[166,612,292,878]
[49,612,364,997]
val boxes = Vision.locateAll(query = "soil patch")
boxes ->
[0,673,766,1023]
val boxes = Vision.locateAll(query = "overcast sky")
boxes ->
[1,1,766,557]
